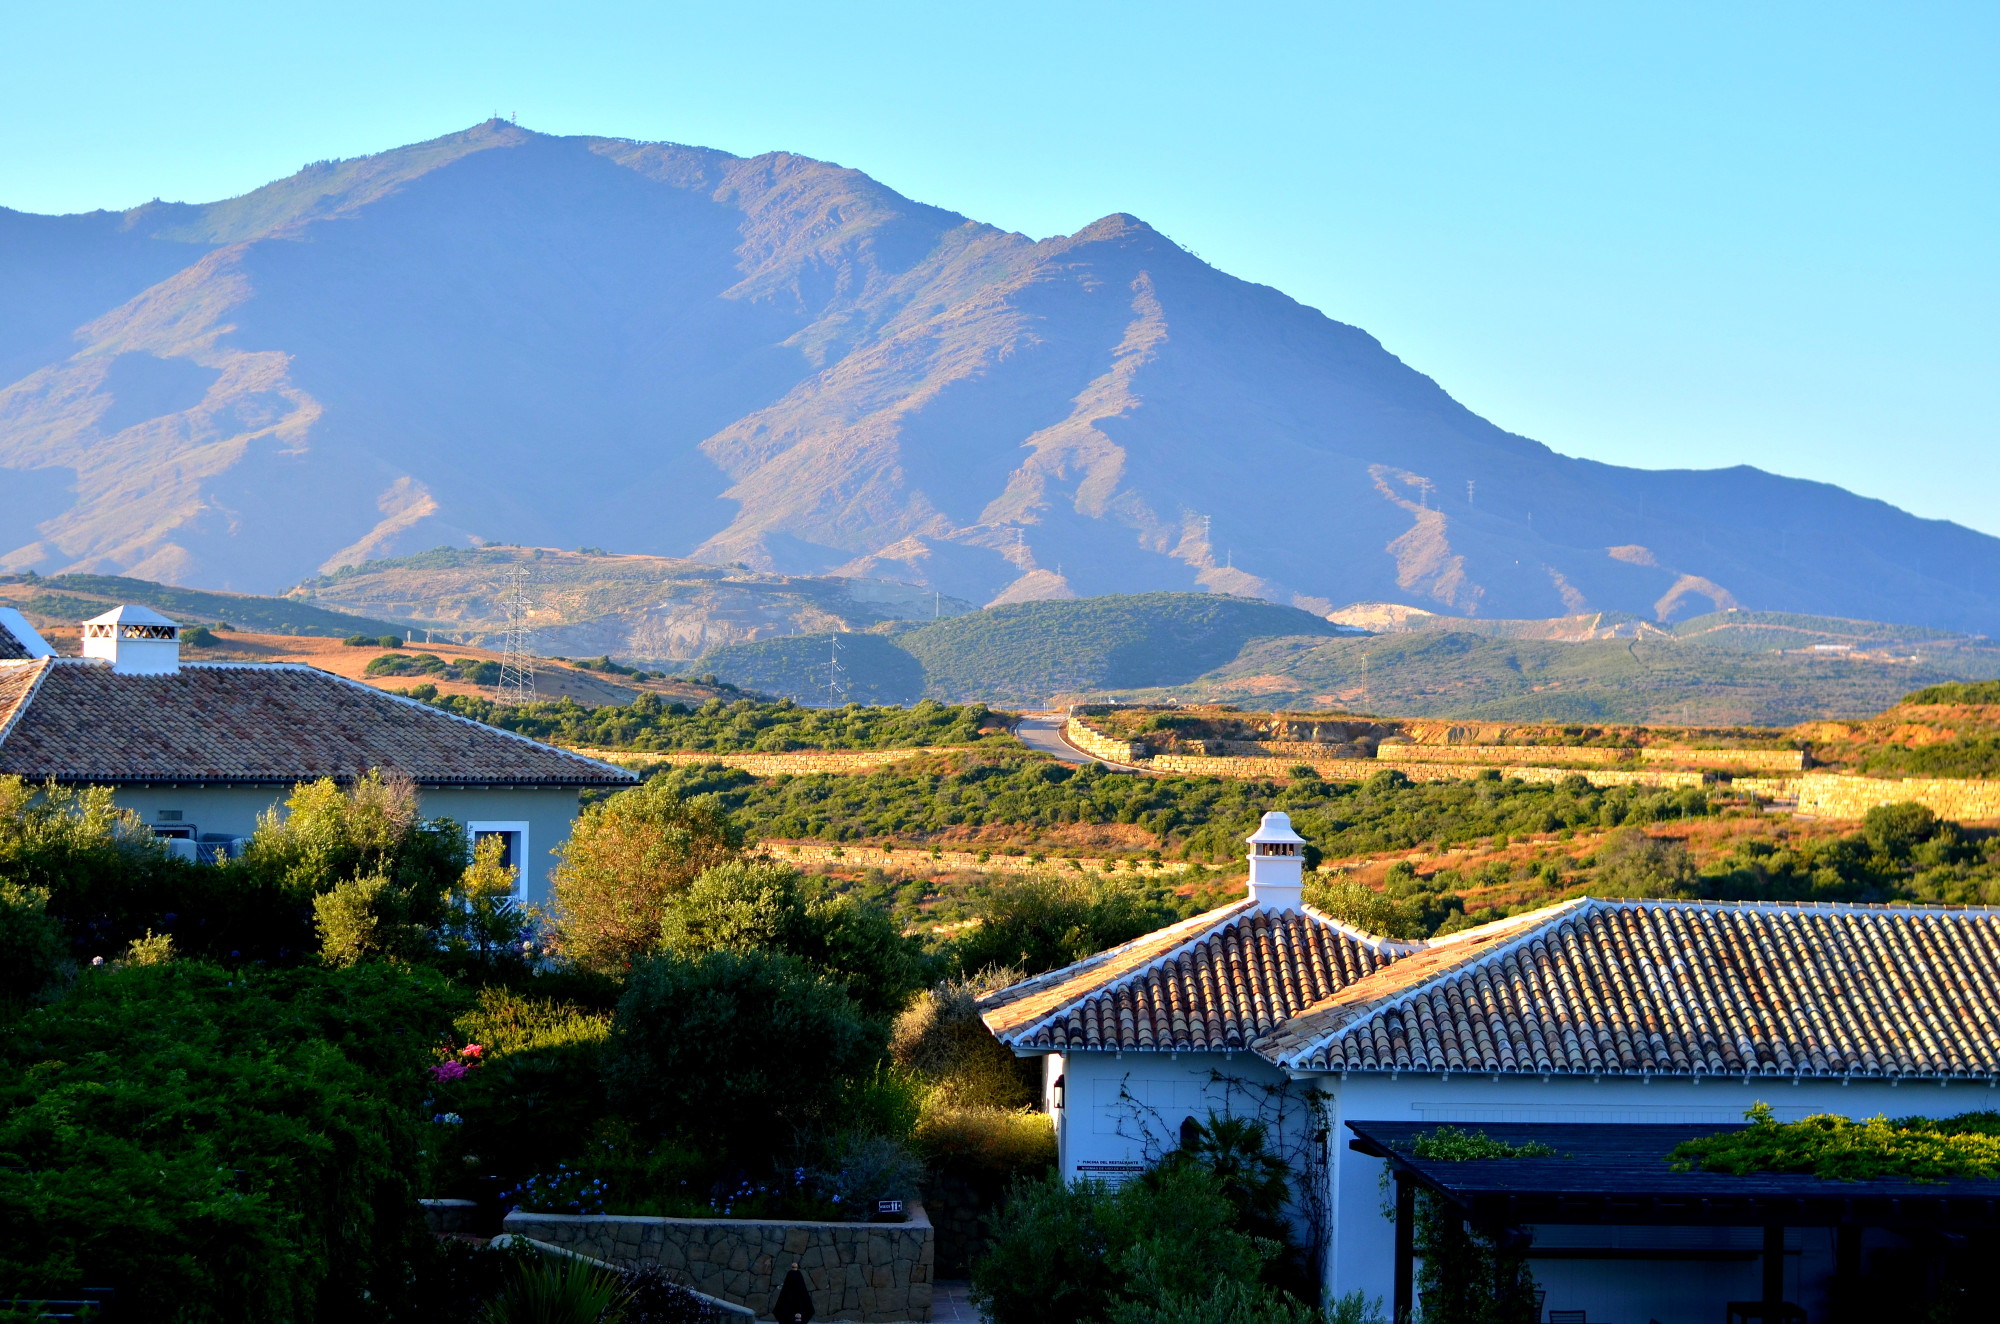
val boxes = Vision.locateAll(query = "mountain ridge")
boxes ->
[4,121,1998,633]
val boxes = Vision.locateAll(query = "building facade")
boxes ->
[0,607,636,902]
[983,812,2000,1321]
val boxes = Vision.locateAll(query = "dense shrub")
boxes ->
[0,961,458,1321]
[603,950,886,1168]
[973,1165,1275,1324]
[659,861,930,1021]
[0,878,68,1009]
[551,779,744,973]
[951,874,1187,977]
[892,978,1035,1109]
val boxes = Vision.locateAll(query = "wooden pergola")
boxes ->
[1347,1121,2000,1324]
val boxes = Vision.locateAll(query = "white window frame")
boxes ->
[467,821,530,900]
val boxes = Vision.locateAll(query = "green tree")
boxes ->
[657,860,928,1021]
[551,778,744,973]
[0,878,68,1008]
[951,876,1181,977]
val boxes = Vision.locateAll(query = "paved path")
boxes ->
[1011,712,1093,764]
[928,1280,982,1323]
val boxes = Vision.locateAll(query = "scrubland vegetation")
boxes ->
[410,692,1006,752]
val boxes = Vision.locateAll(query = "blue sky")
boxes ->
[4,1,1994,534]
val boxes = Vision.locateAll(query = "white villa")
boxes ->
[0,605,636,902]
[981,811,2000,1322]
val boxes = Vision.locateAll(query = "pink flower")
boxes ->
[431,1060,470,1082]
[460,1044,484,1059]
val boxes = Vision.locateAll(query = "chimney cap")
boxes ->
[1245,810,1307,846]
[83,604,178,629]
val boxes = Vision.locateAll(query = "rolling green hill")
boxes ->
[696,632,928,705]
[2,572,405,639]
[694,592,1344,707]
[1110,610,2000,725]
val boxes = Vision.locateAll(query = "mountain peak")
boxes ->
[2,128,1997,634]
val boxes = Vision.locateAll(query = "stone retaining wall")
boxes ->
[1795,772,2000,822]
[567,747,968,775]
[1062,718,1147,763]
[1141,753,1706,789]
[503,1207,934,1323]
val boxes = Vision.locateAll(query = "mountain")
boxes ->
[5,120,2000,633]
[292,546,971,662]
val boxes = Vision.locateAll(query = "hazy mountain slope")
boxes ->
[296,546,970,663]
[5,122,2000,633]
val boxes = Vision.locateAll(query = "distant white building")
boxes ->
[0,606,636,902]
[983,811,2000,1322]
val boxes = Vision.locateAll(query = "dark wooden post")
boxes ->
[1762,1224,1786,1315]
[1394,1171,1415,1324]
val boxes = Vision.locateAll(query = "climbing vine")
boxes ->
[1384,1127,1553,1324]
[1671,1103,2000,1183]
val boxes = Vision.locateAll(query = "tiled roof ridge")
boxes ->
[982,899,1417,1049]
[1259,897,1599,1069]
[1588,894,2000,919]
[978,898,1260,1035]
[0,658,53,749]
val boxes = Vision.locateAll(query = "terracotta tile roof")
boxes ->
[0,659,638,788]
[1260,897,2000,1080]
[0,631,27,661]
[980,900,1414,1053]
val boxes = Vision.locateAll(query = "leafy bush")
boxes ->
[892,978,1035,1108]
[659,861,929,1020]
[1390,1128,1547,1324]
[1670,1103,2000,1182]
[950,874,1187,977]
[0,878,68,1009]
[1902,681,2000,705]
[484,1254,629,1324]
[973,1165,1276,1324]
[603,950,886,1168]
[551,779,744,973]
[431,989,614,1193]
[0,961,458,1320]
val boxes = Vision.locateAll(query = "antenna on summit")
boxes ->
[823,635,848,706]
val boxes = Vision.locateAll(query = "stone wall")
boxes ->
[1141,753,1705,789]
[1061,718,1147,764]
[1640,747,1805,771]
[502,1207,934,1323]
[1377,744,1636,767]
[1795,772,2000,822]
[568,747,967,776]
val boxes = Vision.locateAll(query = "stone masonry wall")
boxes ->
[1062,718,1147,764]
[1795,772,2000,822]
[1140,753,1706,789]
[503,1208,934,1323]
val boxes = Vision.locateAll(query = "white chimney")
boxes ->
[0,607,56,658]
[81,605,181,675]
[1246,810,1308,911]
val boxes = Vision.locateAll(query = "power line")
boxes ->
[823,634,848,706]
[497,564,537,703]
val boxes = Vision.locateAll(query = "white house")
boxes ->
[0,606,637,902]
[983,811,2000,1322]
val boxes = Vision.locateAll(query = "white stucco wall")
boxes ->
[106,785,584,906]
[1049,1050,1298,1185]
[1319,1071,2000,1323]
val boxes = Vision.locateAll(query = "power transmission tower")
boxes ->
[497,565,537,703]
[822,635,848,706]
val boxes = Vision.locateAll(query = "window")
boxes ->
[467,821,530,899]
